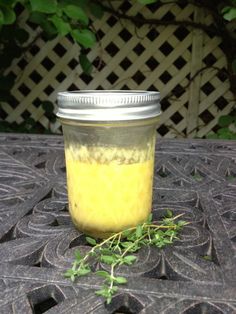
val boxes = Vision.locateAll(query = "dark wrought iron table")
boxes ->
[0,133,235,314]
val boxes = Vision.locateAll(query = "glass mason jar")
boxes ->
[57,90,161,238]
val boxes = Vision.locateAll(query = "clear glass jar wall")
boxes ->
[63,121,157,238]
[57,91,161,238]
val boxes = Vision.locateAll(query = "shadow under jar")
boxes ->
[57,90,161,238]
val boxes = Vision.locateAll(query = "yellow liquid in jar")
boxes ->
[65,146,154,238]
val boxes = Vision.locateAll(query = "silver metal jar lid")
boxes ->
[56,90,161,122]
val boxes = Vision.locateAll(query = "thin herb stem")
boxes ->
[172,213,185,220]
[109,264,115,290]
[112,232,122,253]
[145,224,177,229]
[65,211,188,304]
[121,233,146,257]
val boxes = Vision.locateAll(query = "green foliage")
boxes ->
[29,11,54,37]
[218,115,234,127]
[49,15,71,36]
[138,0,158,4]
[1,6,16,24]
[0,0,235,135]
[0,0,16,5]
[0,100,55,133]
[42,100,54,113]
[65,211,188,304]
[221,1,236,74]
[221,6,236,21]
[89,3,104,19]
[15,28,29,44]
[79,54,92,74]
[71,29,96,48]
[191,173,203,181]
[86,236,97,246]
[0,10,4,25]
[30,0,57,14]
[0,74,15,91]
[0,0,101,133]
[206,114,236,140]
[0,0,101,107]
[202,255,213,261]
[63,4,89,25]
[166,209,173,218]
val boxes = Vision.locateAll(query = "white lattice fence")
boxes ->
[0,1,234,138]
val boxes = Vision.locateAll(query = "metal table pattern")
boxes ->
[0,133,235,314]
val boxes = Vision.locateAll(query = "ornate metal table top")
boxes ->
[0,133,235,314]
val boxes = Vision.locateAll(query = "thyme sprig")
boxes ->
[64,211,188,304]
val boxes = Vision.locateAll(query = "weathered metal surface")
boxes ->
[0,133,235,314]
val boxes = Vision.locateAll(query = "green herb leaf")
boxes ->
[100,255,116,265]
[222,7,236,21]
[63,4,89,25]
[106,295,112,304]
[71,29,96,48]
[218,115,234,127]
[95,288,107,296]
[202,255,213,261]
[120,241,133,248]
[29,12,57,37]
[136,225,142,238]
[146,213,153,223]
[77,267,91,276]
[166,209,173,218]
[79,54,92,75]
[49,15,71,36]
[221,6,230,14]
[192,173,203,181]
[74,250,82,261]
[42,101,54,113]
[64,269,77,281]
[163,238,172,244]
[111,286,118,293]
[123,255,137,265]
[64,213,187,304]
[30,0,57,14]
[100,248,112,255]
[95,286,111,298]
[86,236,96,246]
[121,229,132,237]
[96,270,110,278]
[1,6,16,24]
[115,276,127,284]
[29,11,46,25]
[64,269,76,277]
[177,220,187,227]
[60,0,87,7]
